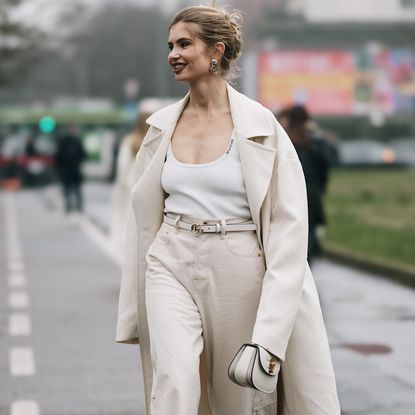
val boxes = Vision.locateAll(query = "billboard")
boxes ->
[257,48,415,116]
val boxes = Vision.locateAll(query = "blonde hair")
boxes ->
[129,112,151,155]
[169,5,243,78]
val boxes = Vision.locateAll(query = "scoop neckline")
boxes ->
[168,132,235,168]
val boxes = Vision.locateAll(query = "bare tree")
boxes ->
[0,0,44,85]
[0,2,187,104]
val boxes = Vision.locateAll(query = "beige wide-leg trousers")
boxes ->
[145,218,278,415]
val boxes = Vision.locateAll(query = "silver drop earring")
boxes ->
[209,58,219,74]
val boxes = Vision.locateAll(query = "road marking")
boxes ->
[4,193,40,413]
[9,313,31,336]
[7,247,22,257]
[8,261,25,273]
[9,347,35,376]
[8,291,29,309]
[78,215,121,267]
[10,400,40,415]
[7,252,23,262]
[7,241,21,250]
[8,273,27,288]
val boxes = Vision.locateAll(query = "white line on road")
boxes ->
[8,273,27,288]
[10,400,40,415]
[6,247,22,258]
[6,241,21,251]
[7,252,23,262]
[6,233,19,241]
[9,347,36,376]
[9,313,31,336]
[8,291,29,309]
[4,193,40,413]
[8,261,25,273]
[78,215,121,267]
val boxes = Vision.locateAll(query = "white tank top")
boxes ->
[161,132,252,220]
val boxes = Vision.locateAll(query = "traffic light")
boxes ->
[39,116,56,133]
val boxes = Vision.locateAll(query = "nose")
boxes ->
[168,48,180,62]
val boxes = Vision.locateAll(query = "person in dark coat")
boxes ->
[55,127,86,213]
[282,106,330,262]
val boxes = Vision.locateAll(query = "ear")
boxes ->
[211,41,225,59]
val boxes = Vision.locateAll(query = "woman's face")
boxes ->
[168,22,212,82]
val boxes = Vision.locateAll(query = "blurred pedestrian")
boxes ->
[276,107,291,131]
[111,109,152,259]
[55,126,86,214]
[283,105,331,262]
[111,99,177,261]
[116,5,339,415]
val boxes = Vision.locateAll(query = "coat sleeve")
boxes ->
[251,120,309,361]
[115,129,153,344]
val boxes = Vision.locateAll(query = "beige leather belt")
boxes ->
[163,215,257,235]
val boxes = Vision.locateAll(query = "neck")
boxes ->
[187,77,229,115]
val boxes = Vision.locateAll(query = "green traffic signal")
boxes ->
[39,116,56,133]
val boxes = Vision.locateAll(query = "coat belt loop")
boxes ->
[220,218,227,239]
[174,214,181,234]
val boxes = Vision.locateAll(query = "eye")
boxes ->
[180,41,190,48]
[168,44,173,51]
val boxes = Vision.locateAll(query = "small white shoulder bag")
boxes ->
[228,343,280,393]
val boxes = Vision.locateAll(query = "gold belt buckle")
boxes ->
[191,223,203,235]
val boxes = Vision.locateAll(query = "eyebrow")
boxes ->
[168,37,193,45]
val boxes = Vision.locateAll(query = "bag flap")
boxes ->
[250,346,278,393]
[257,345,279,376]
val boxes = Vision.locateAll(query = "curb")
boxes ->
[323,243,415,289]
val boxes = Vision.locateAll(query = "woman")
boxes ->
[116,5,340,415]
[111,111,149,260]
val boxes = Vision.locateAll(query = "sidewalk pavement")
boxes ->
[46,181,415,415]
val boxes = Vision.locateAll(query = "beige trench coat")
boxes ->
[116,83,340,414]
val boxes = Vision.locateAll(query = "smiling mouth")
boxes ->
[172,63,186,74]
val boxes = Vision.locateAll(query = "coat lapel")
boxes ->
[132,126,172,216]
[237,139,276,243]
[131,96,189,235]
[227,84,276,242]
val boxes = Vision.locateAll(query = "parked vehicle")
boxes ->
[0,128,55,187]
[336,139,396,167]
[388,138,415,167]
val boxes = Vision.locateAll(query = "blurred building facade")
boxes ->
[241,0,415,140]
[303,0,415,22]
[255,0,415,49]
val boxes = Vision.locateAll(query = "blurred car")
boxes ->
[336,139,396,167]
[0,129,56,187]
[388,138,415,167]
